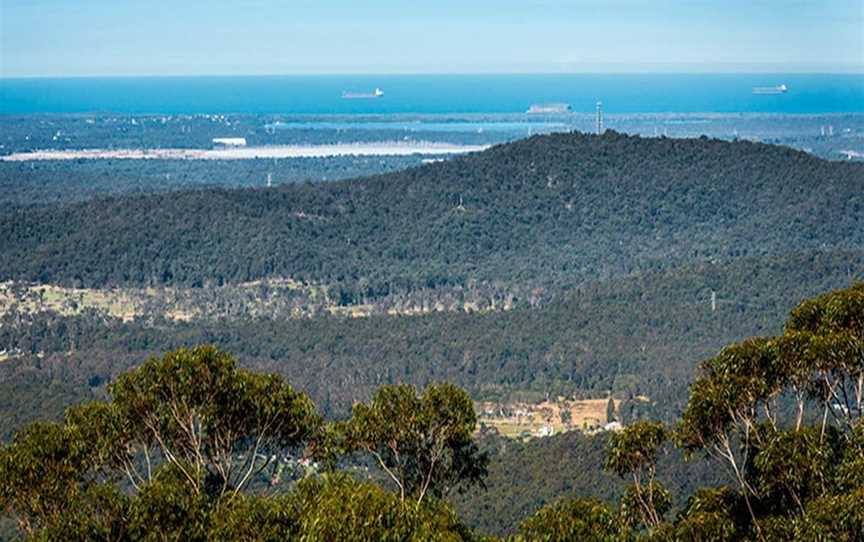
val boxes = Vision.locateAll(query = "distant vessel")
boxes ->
[752,84,788,95]
[527,102,571,114]
[342,88,384,99]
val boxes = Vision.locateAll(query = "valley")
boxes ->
[3,3,863,538]
[1,130,862,538]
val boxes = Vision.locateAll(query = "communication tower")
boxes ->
[596,101,604,135]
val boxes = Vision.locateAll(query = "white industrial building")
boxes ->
[212,137,247,147]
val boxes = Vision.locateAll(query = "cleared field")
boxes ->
[0,279,314,322]
[0,280,517,323]
[476,398,621,439]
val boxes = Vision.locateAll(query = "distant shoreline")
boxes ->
[0,142,491,161]
[2,74,862,115]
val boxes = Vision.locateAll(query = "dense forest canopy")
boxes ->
[0,156,428,207]
[3,251,860,440]
[2,132,861,295]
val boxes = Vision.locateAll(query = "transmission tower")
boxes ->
[596,101,604,135]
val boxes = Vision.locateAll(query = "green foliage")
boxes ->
[835,419,864,491]
[753,515,797,542]
[109,345,321,496]
[677,285,864,464]
[2,284,864,540]
[23,483,129,542]
[3,132,861,295]
[672,487,746,542]
[6,249,860,443]
[0,347,488,540]
[606,421,670,528]
[517,497,630,542]
[751,426,839,514]
[0,346,323,539]
[206,494,301,542]
[452,429,726,537]
[292,473,469,542]
[794,487,864,542]
[127,464,210,542]
[619,483,672,530]
[675,282,864,539]
[605,422,668,479]
[606,398,617,424]
[787,282,864,338]
[0,420,118,537]
[343,383,488,503]
[453,431,627,536]
[676,337,776,453]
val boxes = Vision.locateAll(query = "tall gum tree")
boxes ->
[677,283,864,537]
[341,382,488,505]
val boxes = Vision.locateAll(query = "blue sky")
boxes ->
[1,0,862,77]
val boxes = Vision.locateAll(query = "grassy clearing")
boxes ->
[477,398,622,439]
[0,279,323,322]
[0,279,518,323]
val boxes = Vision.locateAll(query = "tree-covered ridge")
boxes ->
[2,132,861,293]
[2,284,863,540]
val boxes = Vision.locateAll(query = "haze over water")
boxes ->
[2,74,862,115]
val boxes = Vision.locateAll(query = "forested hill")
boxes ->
[2,131,862,293]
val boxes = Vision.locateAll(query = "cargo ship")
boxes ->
[342,88,384,99]
[752,84,788,95]
[527,102,571,114]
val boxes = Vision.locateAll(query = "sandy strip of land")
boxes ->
[0,142,491,161]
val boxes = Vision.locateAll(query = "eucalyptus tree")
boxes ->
[0,421,127,539]
[676,337,777,526]
[108,345,321,497]
[604,421,671,529]
[517,496,631,542]
[784,283,864,432]
[677,283,864,536]
[0,345,322,538]
[342,382,488,505]
[671,487,746,542]
[289,473,468,542]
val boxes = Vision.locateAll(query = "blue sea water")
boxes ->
[265,120,569,132]
[1,74,862,115]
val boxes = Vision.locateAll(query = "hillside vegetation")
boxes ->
[2,132,861,295]
[2,284,863,540]
[1,132,863,538]
[2,250,860,441]
[0,156,424,206]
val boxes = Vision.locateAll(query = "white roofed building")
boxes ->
[212,137,247,147]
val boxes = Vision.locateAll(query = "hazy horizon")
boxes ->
[3,67,864,81]
[2,0,862,78]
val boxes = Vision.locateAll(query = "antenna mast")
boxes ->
[596,101,604,135]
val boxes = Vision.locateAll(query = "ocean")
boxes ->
[1,74,862,115]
